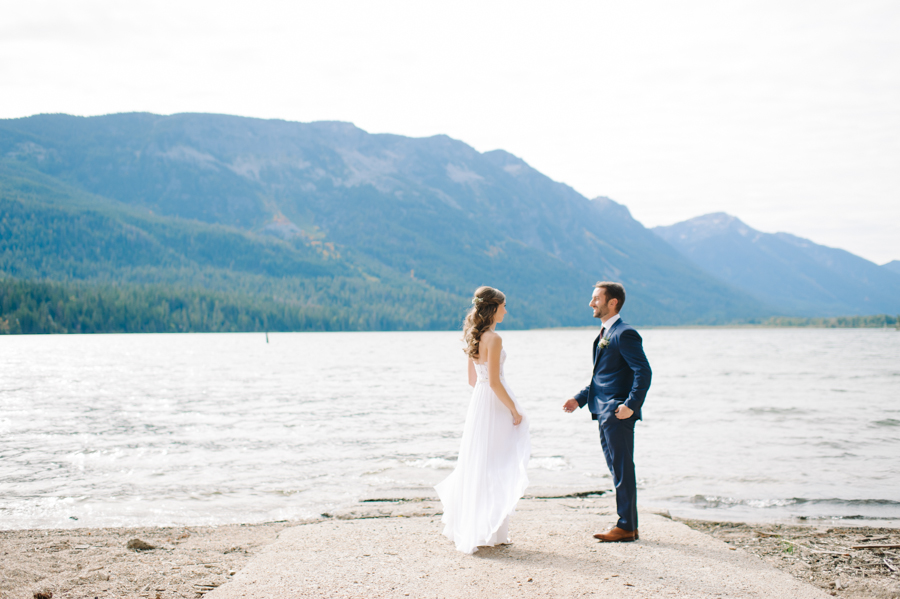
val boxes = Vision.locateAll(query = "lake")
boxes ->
[1,328,898,529]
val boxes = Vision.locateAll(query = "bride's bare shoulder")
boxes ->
[481,330,502,346]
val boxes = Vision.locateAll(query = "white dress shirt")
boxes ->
[600,313,620,336]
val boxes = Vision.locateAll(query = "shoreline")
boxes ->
[538,324,900,331]
[3,321,898,337]
[3,497,898,599]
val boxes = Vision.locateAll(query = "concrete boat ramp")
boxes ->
[207,495,828,599]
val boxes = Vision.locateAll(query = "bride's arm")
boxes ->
[485,334,522,425]
[468,358,476,387]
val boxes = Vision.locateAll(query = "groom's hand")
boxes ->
[563,399,579,413]
[615,404,634,419]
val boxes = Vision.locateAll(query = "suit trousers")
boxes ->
[598,417,637,532]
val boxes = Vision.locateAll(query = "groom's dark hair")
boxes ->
[595,281,626,310]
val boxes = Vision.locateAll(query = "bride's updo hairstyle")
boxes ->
[462,286,506,360]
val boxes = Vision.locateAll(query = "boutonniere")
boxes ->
[599,337,610,350]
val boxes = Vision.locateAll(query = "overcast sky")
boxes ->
[3,0,898,264]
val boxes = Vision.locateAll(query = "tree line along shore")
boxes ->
[1,276,898,334]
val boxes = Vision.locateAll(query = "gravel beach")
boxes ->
[681,520,900,599]
[2,495,897,599]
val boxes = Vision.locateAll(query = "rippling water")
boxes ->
[1,328,898,529]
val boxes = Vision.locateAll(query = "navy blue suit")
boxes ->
[574,317,651,532]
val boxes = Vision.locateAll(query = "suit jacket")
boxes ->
[574,318,652,422]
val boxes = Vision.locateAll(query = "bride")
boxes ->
[435,286,531,554]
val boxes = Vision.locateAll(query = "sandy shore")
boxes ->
[0,520,290,599]
[2,495,897,599]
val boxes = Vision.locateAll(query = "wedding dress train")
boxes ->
[435,349,531,554]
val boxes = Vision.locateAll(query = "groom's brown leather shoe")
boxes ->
[593,527,638,542]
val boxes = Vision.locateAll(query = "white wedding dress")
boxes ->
[435,349,531,554]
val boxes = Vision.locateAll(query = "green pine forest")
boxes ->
[2,277,897,335]
[0,277,365,334]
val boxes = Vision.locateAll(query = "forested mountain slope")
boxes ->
[1,113,769,328]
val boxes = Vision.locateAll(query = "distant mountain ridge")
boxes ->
[0,112,769,328]
[653,213,900,316]
[883,260,900,276]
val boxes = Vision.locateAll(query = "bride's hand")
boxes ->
[511,410,522,426]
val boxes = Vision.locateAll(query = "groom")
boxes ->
[563,282,652,542]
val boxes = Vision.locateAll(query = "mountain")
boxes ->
[883,260,900,276]
[0,112,769,329]
[653,213,900,317]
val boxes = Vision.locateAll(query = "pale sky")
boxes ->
[3,0,899,264]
